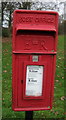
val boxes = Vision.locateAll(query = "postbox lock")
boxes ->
[21,80,23,84]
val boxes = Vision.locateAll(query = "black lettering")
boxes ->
[31,80,37,82]
[32,70,38,72]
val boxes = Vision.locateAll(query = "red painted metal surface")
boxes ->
[12,10,58,111]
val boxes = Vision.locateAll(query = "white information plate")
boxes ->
[26,65,43,96]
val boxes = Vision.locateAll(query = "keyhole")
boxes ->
[21,80,23,84]
[29,79,30,82]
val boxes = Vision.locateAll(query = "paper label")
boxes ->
[26,65,43,96]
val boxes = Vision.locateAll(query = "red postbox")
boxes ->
[12,10,58,111]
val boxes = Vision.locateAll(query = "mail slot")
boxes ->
[12,10,58,111]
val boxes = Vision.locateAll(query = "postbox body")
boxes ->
[12,10,58,111]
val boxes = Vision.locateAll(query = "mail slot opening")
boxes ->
[16,29,56,35]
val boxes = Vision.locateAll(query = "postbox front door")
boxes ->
[12,10,58,111]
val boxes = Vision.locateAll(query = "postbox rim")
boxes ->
[14,9,59,16]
